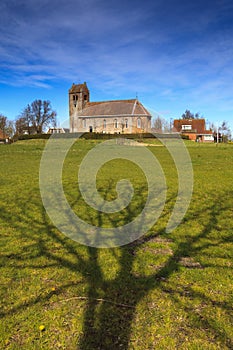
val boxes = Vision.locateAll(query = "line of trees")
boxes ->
[1,104,232,141]
[0,100,57,137]
[209,120,232,142]
[181,109,202,119]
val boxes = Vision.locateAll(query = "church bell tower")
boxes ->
[69,82,90,132]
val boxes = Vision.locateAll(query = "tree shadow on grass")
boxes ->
[0,187,233,349]
[56,188,233,349]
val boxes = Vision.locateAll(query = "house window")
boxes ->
[103,119,106,128]
[83,119,86,128]
[114,119,118,128]
[125,119,128,128]
[137,118,141,128]
[182,124,192,131]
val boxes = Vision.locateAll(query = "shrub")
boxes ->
[14,133,51,141]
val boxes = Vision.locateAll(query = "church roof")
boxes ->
[77,99,151,117]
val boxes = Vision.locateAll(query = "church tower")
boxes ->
[69,82,90,132]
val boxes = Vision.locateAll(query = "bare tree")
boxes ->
[152,116,170,132]
[0,114,15,137]
[17,100,57,134]
[0,114,7,133]
[15,116,29,135]
[209,120,231,142]
[181,110,201,119]
[5,120,15,137]
[219,121,231,142]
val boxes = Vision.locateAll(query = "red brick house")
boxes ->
[173,119,214,142]
[0,129,10,143]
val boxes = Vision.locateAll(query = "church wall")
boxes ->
[72,116,151,134]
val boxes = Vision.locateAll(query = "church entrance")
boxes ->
[89,126,93,133]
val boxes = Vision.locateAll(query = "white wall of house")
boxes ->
[203,135,214,142]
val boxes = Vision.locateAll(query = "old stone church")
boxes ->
[69,82,151,133]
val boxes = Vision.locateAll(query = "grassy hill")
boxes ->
[0,139,232,349]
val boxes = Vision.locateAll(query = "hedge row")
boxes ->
[80,132,189,140]
[14,133,51,141]
[80,132,156,140]
[13,132,189,141]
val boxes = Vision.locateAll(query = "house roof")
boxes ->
[198,130,213,135]
[77,99,151,117]
[173,119,206,133]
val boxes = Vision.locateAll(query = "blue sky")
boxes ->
[1,0,233,132]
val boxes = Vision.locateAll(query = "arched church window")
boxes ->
[137,118,141,128]
[73,94,78,107]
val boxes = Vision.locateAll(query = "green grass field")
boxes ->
[0,139,232,349]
